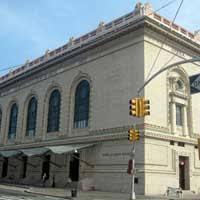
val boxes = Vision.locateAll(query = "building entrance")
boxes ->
[21,156,27,179]
[179,156,190,190]
[2,158,8,178]
[41,155,50,180]
[69,153,79,181]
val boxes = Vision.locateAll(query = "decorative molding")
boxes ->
[145,130,197,144]
[0,2,200,91]
[0,123,199,151]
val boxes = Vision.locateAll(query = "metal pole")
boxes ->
[137,57,200,94]
[131,141,136,200]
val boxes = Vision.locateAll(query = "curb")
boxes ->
[24,190,73,199]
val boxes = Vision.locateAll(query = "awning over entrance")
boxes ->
[20,147,50,157]
[46,143,95,154]
[0,150,21,158]
[0,143,95,157]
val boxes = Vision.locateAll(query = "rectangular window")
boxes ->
[178,142,185,147]
[176,104,183,126]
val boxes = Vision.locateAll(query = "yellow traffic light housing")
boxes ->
[128,128,134,141]
[129,98,140,117]
[133,129,139,141]
[129,97,150,117]
[140,98,150,116]
[128,128,140,141]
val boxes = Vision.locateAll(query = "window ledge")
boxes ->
[72,128,89,136]
[44,131,61,140]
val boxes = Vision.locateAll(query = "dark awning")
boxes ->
[0,143,95,158]
[0,150,21,158]
[46,143,95,154]
[20,147,50,157]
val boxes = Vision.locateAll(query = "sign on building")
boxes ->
[190,74,200,94]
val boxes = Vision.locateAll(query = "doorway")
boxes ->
[21,156,27,179]
[2,158,8,178]
[41,155,50,180]
[179,156,190,190]
[69,153,80,181]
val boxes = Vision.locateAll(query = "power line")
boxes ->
[145,0,184,82]
[153,0,178,14]
[0,0,180,74]
[0,64,23,73]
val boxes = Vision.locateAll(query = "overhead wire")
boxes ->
[0,64,23,73]
[0,0,179,75]
[145,0,184,83]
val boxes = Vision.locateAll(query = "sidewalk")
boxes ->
[0,183,199,200]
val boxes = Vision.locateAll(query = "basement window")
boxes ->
[134,177,138,184]
[178,142,185,147]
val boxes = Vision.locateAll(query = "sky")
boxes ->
[0,0,199,75]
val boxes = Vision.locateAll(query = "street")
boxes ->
[0,188,67,200]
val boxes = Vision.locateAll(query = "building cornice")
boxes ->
[144,16,200,54]
[1,3,200,89]
[0,17,146,91]
[0,123,199,151]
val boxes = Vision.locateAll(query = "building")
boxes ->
[0,2,200,195]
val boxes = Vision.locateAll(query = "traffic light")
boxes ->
[198,138,200,160]
[128,128,134,141]
[129,97,150,117]
[129,98,140,117]
[140,98,150,117]
[128,128,140,141]
[133,129,139,141]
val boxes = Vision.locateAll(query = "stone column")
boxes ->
[183,106,188,137]
[171,102,177,135]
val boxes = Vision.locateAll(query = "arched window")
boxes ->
[47,89,61,132]
[74,80,90,128]
[8,103,18,139]
[168,68,190,137]
[0,109,2,131]
[26,97,37,136]
[176,80,184,91]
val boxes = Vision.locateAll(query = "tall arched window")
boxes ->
[8,103,18,139]
[74,80,90,128]
[47,89,61,132]
[26,97,37,136]
[0,108,2,131]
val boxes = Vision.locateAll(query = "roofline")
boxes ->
[0,2,200,88]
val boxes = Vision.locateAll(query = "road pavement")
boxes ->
[0,188,66,200]
[0,184,199,200]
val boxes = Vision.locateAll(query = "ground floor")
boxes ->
[0,136,199,195]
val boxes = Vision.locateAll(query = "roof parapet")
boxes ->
[134,2,153,16]
[0,2,199,84]
[194,30,200,43]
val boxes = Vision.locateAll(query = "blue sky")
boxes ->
[0,0,199,74]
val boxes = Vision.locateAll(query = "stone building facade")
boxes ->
[0,2,200,195]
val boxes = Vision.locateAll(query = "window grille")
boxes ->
[26,97,37,136]
[8,103,18,139]
[74,80,90,128]
[47,90,61,132]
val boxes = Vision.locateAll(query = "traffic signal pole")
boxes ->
[128,97,150,199]
[131,140,136,200]
[137,57,200,95]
